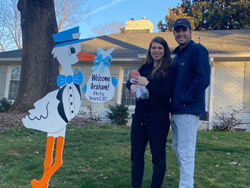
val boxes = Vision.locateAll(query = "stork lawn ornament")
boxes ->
[22,27,95,188]
[83,46,117,103]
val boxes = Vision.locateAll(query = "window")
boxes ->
[244,63,250,112]
[199,111,209,121]
[73,67,83,74]
[7,67,82,101]
[8,67,21,100]
[121,68,136,105]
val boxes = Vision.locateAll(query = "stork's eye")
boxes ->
[68,46,76,56]
[70,47,75,54]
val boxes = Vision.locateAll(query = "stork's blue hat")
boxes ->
[52,26,93,47]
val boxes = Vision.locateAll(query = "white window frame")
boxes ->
[244,63,250,113]
[5,66,21,102]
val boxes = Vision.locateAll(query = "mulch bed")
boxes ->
[0,113,26,130]
[0,113,98,130]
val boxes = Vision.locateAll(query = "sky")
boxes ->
[79,0,182,38]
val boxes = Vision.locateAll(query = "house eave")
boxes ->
[1,53,250,63]
[210,52,250,57]
[139,53,250,62]
[210,53,250,62]
[0,58,21,61]
[112,58,143,62]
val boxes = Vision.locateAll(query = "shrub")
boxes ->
[69,105,101,127]
[212,106,245,132]
[79,105,101,121]
[106,103,130,125]
[0,97,12,113]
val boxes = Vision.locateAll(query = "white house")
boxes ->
[1,18,250,131]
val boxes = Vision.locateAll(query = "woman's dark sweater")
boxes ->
[127,63,175,124]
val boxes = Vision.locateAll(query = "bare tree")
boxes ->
[0,27,11,52]
[0,0,22,50]
[55,0,90,32]
[91,21,124,36]
[9,0,58,113]
[91,25,106,37]
[0,0,90,51]
[106,21,124,34]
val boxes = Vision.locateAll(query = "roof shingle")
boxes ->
[1,29,250,59]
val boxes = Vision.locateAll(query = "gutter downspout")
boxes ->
[208,57,215,130]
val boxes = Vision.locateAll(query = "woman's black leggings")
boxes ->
[131,119,170,188]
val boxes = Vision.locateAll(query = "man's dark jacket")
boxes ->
[171,40,211,115]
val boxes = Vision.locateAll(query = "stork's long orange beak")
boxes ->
[77,51,95,61]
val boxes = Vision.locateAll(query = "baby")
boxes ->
[129,70,149,101]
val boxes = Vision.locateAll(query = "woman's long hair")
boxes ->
[145,36,172,79]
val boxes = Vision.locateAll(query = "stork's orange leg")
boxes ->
[30,136,55,188]
[31,136,64,188]
[44,136,55,172]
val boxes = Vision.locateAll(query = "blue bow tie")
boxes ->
[91,51,112,72]
[57,72,83,87]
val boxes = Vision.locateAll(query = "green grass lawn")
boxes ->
[0,124,249,188]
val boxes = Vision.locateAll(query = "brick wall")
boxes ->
[199,61,250,131]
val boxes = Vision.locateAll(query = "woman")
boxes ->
[127,36,175,188]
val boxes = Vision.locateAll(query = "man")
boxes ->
[171,18,211,188]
